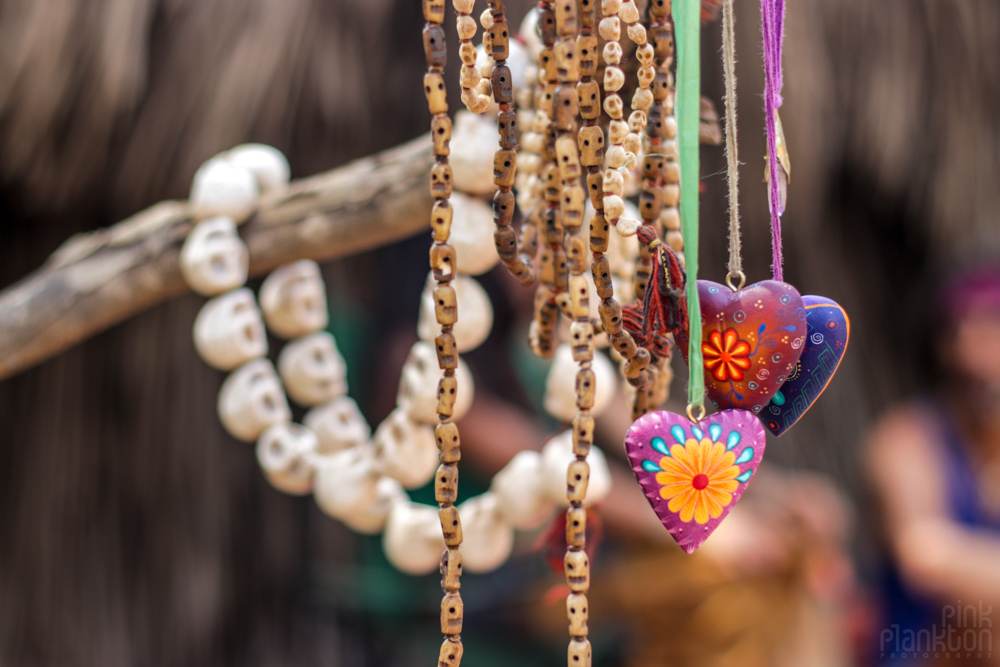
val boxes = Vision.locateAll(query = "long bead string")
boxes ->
[420,4,467,665]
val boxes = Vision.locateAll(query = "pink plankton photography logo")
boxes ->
[881,602,992,661]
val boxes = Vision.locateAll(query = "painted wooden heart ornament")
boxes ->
[761,295,850,436]
[624,410,767,554]
[676,280,808,414]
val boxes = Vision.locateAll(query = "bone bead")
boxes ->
[632,87,653,112]
[626,22,646,45]
[344,475,407,534]
[303,396,370,454]
[449,192,500,275]
[256,422,318,495]
[193,288,267,370]
[277,332,347,406]
[218,359,291,442]
[540,430,612,506]
[373,408,439,489]
[418,274,493,352]
[614,217,640,237]
[383,502,447,575]
[259,260,328,339]
[451,111,500,195]
[189,157,259,222]
[601,0,622,14]
[313,444,379,519]
[544,344,617,422]
[567,593,589,637]
[602,43,623,67]
[618,0,639,22]
[603,194,625,220]
[225,144,290,193]
[180,216,249,296]
[458,493,515,573]
[598,16,619,41]
[603,65,625,92]
[456,14,477,40]
[397,341,475,424]
[491,450,557,530]
[603,93,623,119]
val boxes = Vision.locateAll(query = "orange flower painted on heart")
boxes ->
[655,437,740,524]
[702,328,752,382]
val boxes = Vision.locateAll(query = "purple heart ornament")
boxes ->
[761,295,850,436]
[624,409,767,554]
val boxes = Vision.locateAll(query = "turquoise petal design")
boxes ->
[726,431,741,451]
[736,470,753,483]
[691,426,704,440]
[642,460,662,473]
[651,437,671,456]
[670,425,686,444]
[735,447,754,465]
[709,424,722,442]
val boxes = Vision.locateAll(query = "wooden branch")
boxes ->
[0,135,435,382]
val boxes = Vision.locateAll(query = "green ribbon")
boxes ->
[673,0,704,414]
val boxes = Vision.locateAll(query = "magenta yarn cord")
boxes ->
[762,0,786,281]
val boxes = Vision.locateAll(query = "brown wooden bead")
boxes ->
[569,321,594,362]
[424,72,448,115]
[539,47,557,84]
[543,206,563,245]
[577,34,598,77]
[497,110,517,150]
[436,422,461,463]
[493,189,515,228]
[441,592,464,633]
[423,25,448,68]
[572,414,595,456]
[566,507,587,547]
[490,65,513,105]
[506,255,535,284]
[624,346,651,378]
[565,234,588,274]
[434,284,458,326]
[576,80,600,120]
[554,40,580,82]
[567,593,589,637]
[651,26,674,61]
[589,211,609,253]
[652,67,671,101]
[554,87,579,132]
[437,376,459,420]
[438,638,464,667]
[566,460,590,503]
[544,164,561,202]
[555,292,574,320]
[646,105,668,139]
[431,115,452,157]
[564,549,590,592]
[577,125,604,167]
[439,506,463,547]
[575,369,596,409]
[494,226,517,261]
[423,0,446,23]
[598,299,623,335]
[592,256,612,299]
[430,162,453,199]
[649,0,671,17]
[568,276,590,319]
[440,548,463,592]
[639,183,664,220]
[435,463,459,504]
[520,221,539,257]
[539,247,555,287]
[489,20,510,61]
[554,0,578,37]
[556,135,582,181]
[553,248,569,291]
[430,243,456,281]
[568,639,593,667]
[436,333,459,371]
[585,170,604,209]
[539,6,557,43]
[579,0,596,28]
[493,149,516,188]
[610,331,637,358]
[431,200,453,242]
[562,184,586,229]
[642,153,666,180]
[487,0,505,12]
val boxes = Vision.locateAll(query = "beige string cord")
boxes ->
[721,0,744,291]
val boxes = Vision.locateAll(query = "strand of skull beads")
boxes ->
[455,0,492,113]
[420,2,470,662]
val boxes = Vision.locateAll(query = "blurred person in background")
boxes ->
[868,267,1000,666]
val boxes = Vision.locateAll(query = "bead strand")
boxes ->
[420,3,466,664]
[454,0,492,113]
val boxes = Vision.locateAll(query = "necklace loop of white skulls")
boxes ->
[178,12,655,576]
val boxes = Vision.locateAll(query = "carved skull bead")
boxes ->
[217,359,291,442]
[180,216,249,296]
[277,332,347,407]
[259,260,328,339]
[193,288,267,371]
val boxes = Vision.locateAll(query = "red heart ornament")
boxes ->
[677,280,807,414]
[624,409,766,553]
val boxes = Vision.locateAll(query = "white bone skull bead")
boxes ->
[256,422,318,495]
[193,288,267,370]
[224,144,290,193]
[313,444,380,519]
[450,111,499,196]
[277,331,347,406]
[382,502,447,575]
[217,359,291,442]
[490,450,556,530]
[342,476,407,535]
[543,344,617,422]
[259,260,328,339]
[450,193,500,276]
[180,216,249,296]
[189,156,259,222]
[458,493,515,573]
[397,341,475,425]
[417,273,493,352]
[303,397,370,454]
[372,408,439,489]
[540,430,612,506]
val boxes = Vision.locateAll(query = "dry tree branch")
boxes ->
[0,134,434,382]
